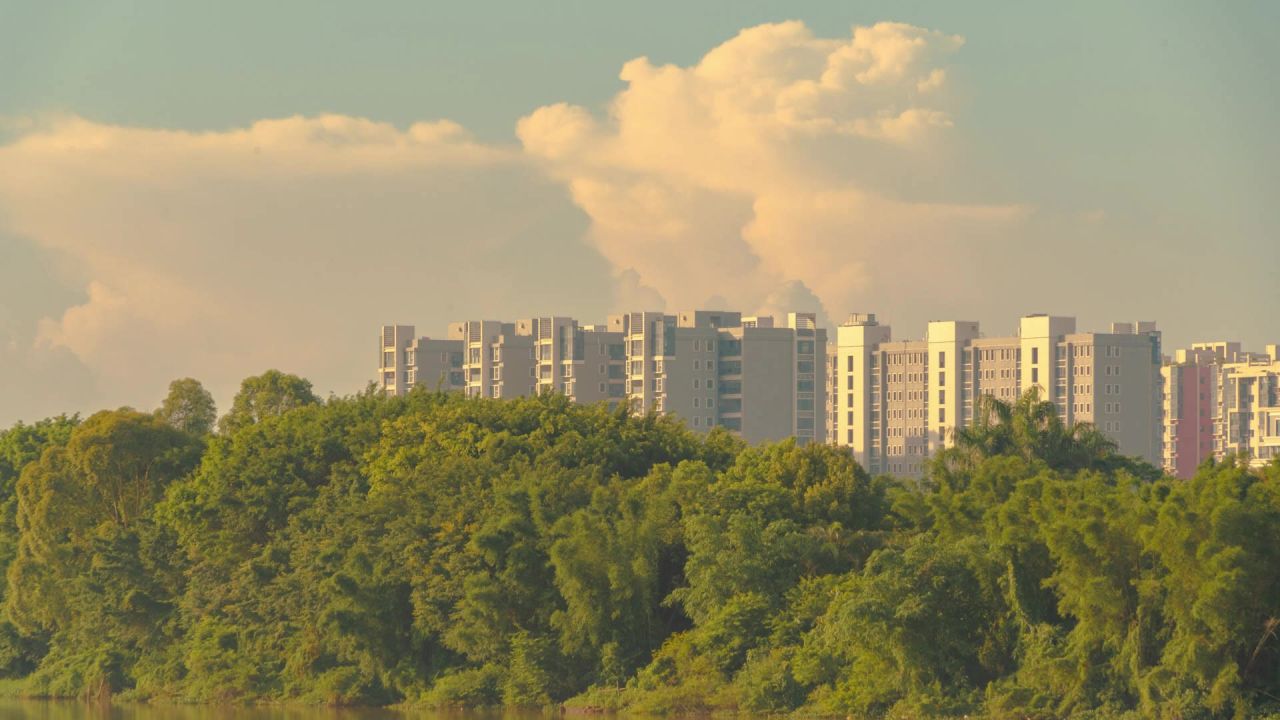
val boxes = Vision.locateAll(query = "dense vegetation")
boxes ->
[1,372,1279,718]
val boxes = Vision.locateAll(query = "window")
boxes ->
[939,407,945,422]
[693,378,700,389]
[938,352,946,369]
[1031,347,1039,364]
[847,355,854,372]
[383,351,395,367]
[692,417,700,427]
[1032,368,1039,384]
[939,390,945,404]
[693,398,700,408]
[938,371,945,385]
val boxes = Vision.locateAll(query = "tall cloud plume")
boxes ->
[518,20,1026,324]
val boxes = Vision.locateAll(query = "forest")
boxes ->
[1,370,1278,718]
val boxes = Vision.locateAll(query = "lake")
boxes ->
[0,702,558,720]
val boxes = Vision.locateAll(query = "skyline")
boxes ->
[2,2,1278,426]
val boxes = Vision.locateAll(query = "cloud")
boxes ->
[518,20,1026,324]
[0,19,1039,424]
[0,114,611,422]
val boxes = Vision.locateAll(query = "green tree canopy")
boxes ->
[155,378,217,436]
[218,370,319,435]
[0,381,1275,718]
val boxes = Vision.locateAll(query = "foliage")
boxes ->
[155,378,217,436]
[217,370,319,435]
[0,383,1277,718]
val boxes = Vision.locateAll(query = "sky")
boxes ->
[1,1,1277,426]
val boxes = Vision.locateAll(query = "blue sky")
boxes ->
[0,1,1276,423]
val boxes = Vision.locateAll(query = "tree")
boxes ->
[155,378,217,436]
[4,410,201,696]
[218,370,319,435]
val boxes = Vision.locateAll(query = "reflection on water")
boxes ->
[0,702,557,720]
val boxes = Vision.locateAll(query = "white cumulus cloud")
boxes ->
[518,20,1026,324]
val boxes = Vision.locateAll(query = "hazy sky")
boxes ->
[1,1,1277,426]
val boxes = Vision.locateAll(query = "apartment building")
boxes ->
[446,320,535,399]
[720,313,825,443]
[1162,342,1246,478]
[1160,342,1280,477]
[832,313,1162,475]
[377,325,464,397]
[604,310,826,443]
[826,348,839,448]
[513,317,627,405]
[383,309,825,445]
[1217,347,1280,470]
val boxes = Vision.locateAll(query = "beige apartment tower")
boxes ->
[832,313,1162,475]
[383,309,825,445]
[378,325,465,397]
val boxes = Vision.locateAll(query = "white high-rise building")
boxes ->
[1212,345,1280,470]
[831,313,1163,475]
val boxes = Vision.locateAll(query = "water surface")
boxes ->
[0,701,553,720]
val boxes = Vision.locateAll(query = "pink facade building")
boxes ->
[1163,358,1217,479]
[1161,342,1277,478]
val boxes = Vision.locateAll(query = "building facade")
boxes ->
[1162,342,1280,476]
[378,325,464,397]
[1216,348,1280,470]
[1161,342,1245,478]
[382,310,825,445]
[831,313,1163,475]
